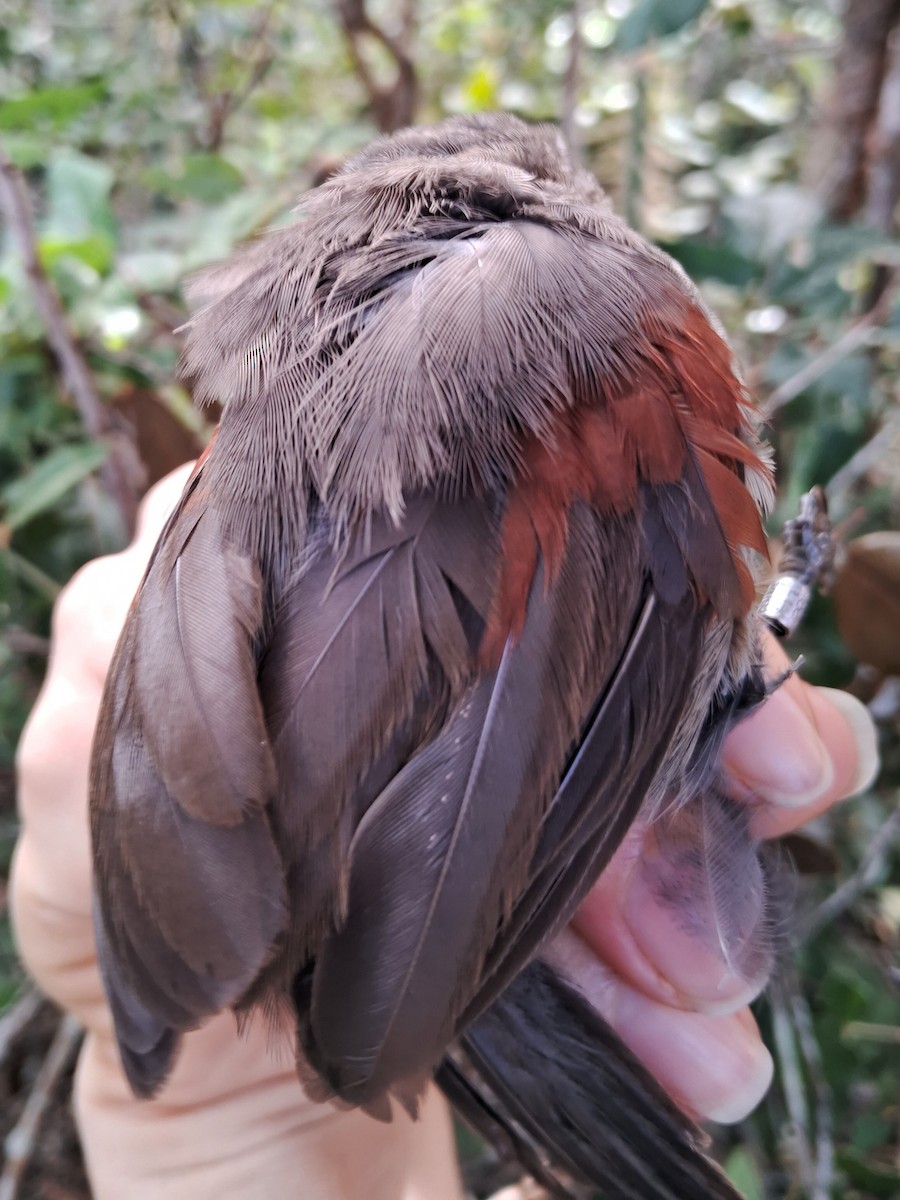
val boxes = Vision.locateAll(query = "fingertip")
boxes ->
[722,684,834,810]
[548,931,774,1126]
[812,687,879,797]
[746,683,880,839]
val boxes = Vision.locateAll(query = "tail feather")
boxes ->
[440,959,743,1200]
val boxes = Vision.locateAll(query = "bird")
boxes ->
[89,112,777,1200]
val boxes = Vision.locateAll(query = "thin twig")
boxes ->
[0,146,141,535]
[799,801,900,940]
[132,291,186,337]
[0,990,46,1071]
[842,1021,900,1043]
[560,0,584,167]
[789,987,834,1200]
[826,411,900,504]
[763,310,881,414]
[335,0,419,132]
[624,69,648,234]
[765,260,896,416]
[0,1015,83,1200]
[204,2,278,151]
[1,547,61,601]
[770,979,816,1195]
[865,24,900,232]
[2,628,50,658]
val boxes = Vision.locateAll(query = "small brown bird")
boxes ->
[90,114,776,1199]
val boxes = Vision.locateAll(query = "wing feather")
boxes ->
[301,500,712,1105]
[90,481,286,1095]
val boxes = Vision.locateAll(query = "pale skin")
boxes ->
[12,465,879,1199]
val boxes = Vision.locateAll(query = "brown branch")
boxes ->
[841,1020,900,1044]
[3,627,51,658]
[164,1,278,151]
[789,987,834,1200]
[0,1015,82,1200]
[819,0,900,220]
[827,410,900,509]
[764,263,895,417]
[0,147,142,536]
[799,801,900,940]
[770,978,816,1196]
[560,0,584,167]
[866,25,900,232]
[335,0,419,132]
[0,990,46,1071]
[763,309,882,414]
[204,3,278,152]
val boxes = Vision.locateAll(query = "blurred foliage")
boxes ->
[0,0,898,1197]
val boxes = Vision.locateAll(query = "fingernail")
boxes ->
[696,1018,774,1124]
[724,690,833,808]
[547,931,774,1125]
[815,687,880,796]
[613,994,774,1125]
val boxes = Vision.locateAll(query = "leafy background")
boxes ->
[0,1,898,1197]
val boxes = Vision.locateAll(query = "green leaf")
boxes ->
[2,442,108,532]
[723,1148,764,1200]
[837,1148,900,1198]
[771,221,895,314]
[143,153,245,204]
[658,238,761,286]
[0,81,106,131]
[39,233,116,276]
[852,1113,893,1153]
[615,0,709,50]
[45,152,116,241]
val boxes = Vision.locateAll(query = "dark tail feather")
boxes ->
[438,959,743,1200]
[436,1052,576,1198]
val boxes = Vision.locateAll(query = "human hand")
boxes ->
[560,633,879,1127]
[12,466,878,1198]
[12,465,462,1200]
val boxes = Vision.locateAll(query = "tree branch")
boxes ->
[0,1015,82,1200]
[790,987,834,1200]
[799,802,900,940]
[770,978,816,1196]
[764,264,895,417]
[0,146,142,535]
[204,3,279,152]
[335,0,419,132]
[819,0,900,221]
[866,24,900,232]
[762,308,882,414]
[560,0,584,167]
[164,0,278,152]
[0,990,45,1072]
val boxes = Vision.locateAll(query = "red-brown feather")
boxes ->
[484,300,771,655]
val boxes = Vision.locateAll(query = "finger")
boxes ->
[571,822,768,1016]
[134,461,194,545]
[722,637,879,839]
[571,641,880,1020]
[12,464,196,1021]
[547,929,773,1125]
